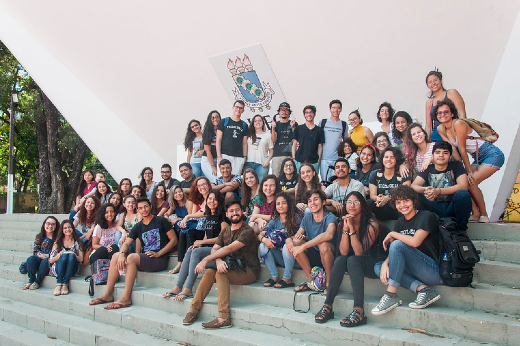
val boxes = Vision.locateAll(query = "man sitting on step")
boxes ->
[89,197,177,309]
[182,199,260,329]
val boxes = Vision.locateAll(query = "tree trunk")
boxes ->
[63,138,88,212]
[34,94,53,213]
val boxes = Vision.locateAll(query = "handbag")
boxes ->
[19,262,27,274]
[206,255,247,272]
[262,228,287,249]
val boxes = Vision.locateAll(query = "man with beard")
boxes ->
[271,102,297,176]
[324,158,366,215]
[182,200,260,329]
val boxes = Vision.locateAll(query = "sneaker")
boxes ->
[371,294,402,315]
[479,216,490,223]
[201,318,232,329]
[409,288,441,309]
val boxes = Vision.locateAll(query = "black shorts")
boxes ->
[306,247,324,268]
[137,253,169,272]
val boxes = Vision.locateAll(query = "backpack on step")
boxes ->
[86,259,110,296]
[435,217,480,287]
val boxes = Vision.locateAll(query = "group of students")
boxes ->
[20,68,505,329]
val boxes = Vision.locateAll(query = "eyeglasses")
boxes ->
[211,116,220,120]
[45,222,56,226]
[284,164,294,167]
[143,172,153,176]
[160,171,171,174]
[427,78,440,86]
[190,124,200,129]
[234,106,245,110]
[345,200,361,206]
[376,139,388,144]
[227,207,242,214]
[197,182,208,188]
[436,110,451,116]
[254,119,263,123]
[348,118,358,123]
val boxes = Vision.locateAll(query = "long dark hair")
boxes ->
[94,181,113,201]
[376,102,395,123]
[131,185,146,198]
[76,169,95,197]
[295,163,321,204]
[336,137,357,157]
[248,114,266,143]
[426,70,445,98]
[271,192,301,238]
[391,111,412,140]
[241,168,259,207]
[120,195,137,223]
[258,174,281,205]
[204,190,225,216]
[343,191,380,253]
[117,178,132,197]
[54,220,80,253]
[94,203,116,229]
[278,158,296,181]
[184,119,201,150]
[139,167,153,190]
[150,184,167,215]
[403,123,430,168]
[36,216,60,243]
[356,144,377,170]
[378,146,405,174]
[77,195,101,225]
[202,110,221,145]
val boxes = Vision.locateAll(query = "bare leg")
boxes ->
[113,253,141,305]
[92,253,122,302]
[318,242,335,287]
[469,165,500,217]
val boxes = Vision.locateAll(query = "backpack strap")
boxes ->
[320,119,327,128]
[342,121,347,136]
[224,117,229,127]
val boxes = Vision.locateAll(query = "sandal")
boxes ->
[340,309,367,327]
[21,283,31,290]
[294,282,311,292]
[263,278,277,287]
[274,280,295,289]
[29,282,40,290]
[61,284,69,295]
[315,304,334,324]
[53,284,62,296]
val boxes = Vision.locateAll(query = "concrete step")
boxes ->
[0,230,39,241]
[467,223,520,242]
[0,320,75,345]
[473,240,520,264]
[473,259,520,287]
[0,278,479,346]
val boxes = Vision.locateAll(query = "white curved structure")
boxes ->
[0,1,519,220]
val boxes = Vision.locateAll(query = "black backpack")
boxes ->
[431,217,480,287]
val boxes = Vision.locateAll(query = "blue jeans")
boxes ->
[191,162,203,179]
[374,240,443,293]
[418,190,472,230]
[55,253,79,284]
[26,255,49,285]
[176,247,212,290]
[259,243,295,280]
[471,141,504,169]
[243,162,270,182]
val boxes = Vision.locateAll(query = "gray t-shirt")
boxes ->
[300,211,337,250]
[321,119,348,161]
[324,179,366,204]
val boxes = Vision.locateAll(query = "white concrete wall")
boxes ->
[0,0,519,218]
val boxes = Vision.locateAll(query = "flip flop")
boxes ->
[89,297,111,306]
[168,267,180,274]
[294,282,311,292]
[263,278,277,287]
[104,302,131,310]
[162,292,177,298]
[274,280,295,289]
[172,293,193,301]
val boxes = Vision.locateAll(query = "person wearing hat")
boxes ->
[271,102,297,177]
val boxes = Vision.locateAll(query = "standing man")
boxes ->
[182,199,260,329]
[179,163,195,194]
[288,189,336,292]
[292,105,325,175]
[158,163,180,194]
[89,197,177,309]
[411,141,472,230]
[324,158,366,215]
[320,100,349,182]
[271,102,296,176]
[216,100,249,176]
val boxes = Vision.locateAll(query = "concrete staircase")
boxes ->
[0,214,519,345]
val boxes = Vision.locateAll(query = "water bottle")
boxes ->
[440,252,451,280]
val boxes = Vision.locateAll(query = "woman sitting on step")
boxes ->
[162,190,228,300]
[21,217,60,290]
[49,220,84,296]
[314,191,386,327]
[88,203,120,264]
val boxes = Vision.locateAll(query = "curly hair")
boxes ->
[378,147,405,174]
[184,119,201,150]
[94,203,117,229]
[336,137,358,157]
[77,196,101,226]
[271,192,301,238]
[295,163,321,204]
[376,102,395,123]
[391,111,412,140]
[391,185,418,208]
[432,98,459,123]
[188,176,211,205]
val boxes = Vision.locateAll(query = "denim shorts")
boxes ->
[471,141,504,169]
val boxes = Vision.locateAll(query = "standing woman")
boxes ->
[348,110,374,149]
[89,203,120,264]
[49,220,84,296]
[403,123,434,174]
[150,184,170,216]
[21,217,60,290]
[295,163,322,214]
[249,175,281,234]
[163,190,229,300]
[376,102,395,135]
[75,169,96,207]
[435,99,504,223]
[185,119,204,179]
[139,167,157,200]
[258,192,302,288]
[337,138,358,178]
[117,178,133,198]
[73,195,101,241]
[425,69,466,142]
[94,180,113,204]
[244,114,274,182]
[355,144,379,197]
[200,111,221,184]
[368,147,411,221]
[315,192,385,326]
[390,111,413,149]
[241,168,260,217]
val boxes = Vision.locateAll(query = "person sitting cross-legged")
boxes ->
[290,189,336,292]
[411,140,471,231]
[89,197,177,309]
[183,199,260,329]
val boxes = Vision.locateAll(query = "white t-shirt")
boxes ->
[92,224,118,246]
[190,137,204,164]
[247,132,274,164]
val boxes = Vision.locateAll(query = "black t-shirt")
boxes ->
[202,214,226,242]
[394,210,439,260]
[129,216,172,259]
[159,179,180,190]
[294,124,325,163]
[273,121,296,157]
[202,131,217,158]
[369,170,410,196]
[279,175,298,191]
[217,117,249,157]
[356,163,378,187]
[418,162,466,203]
[180,179,194,189]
